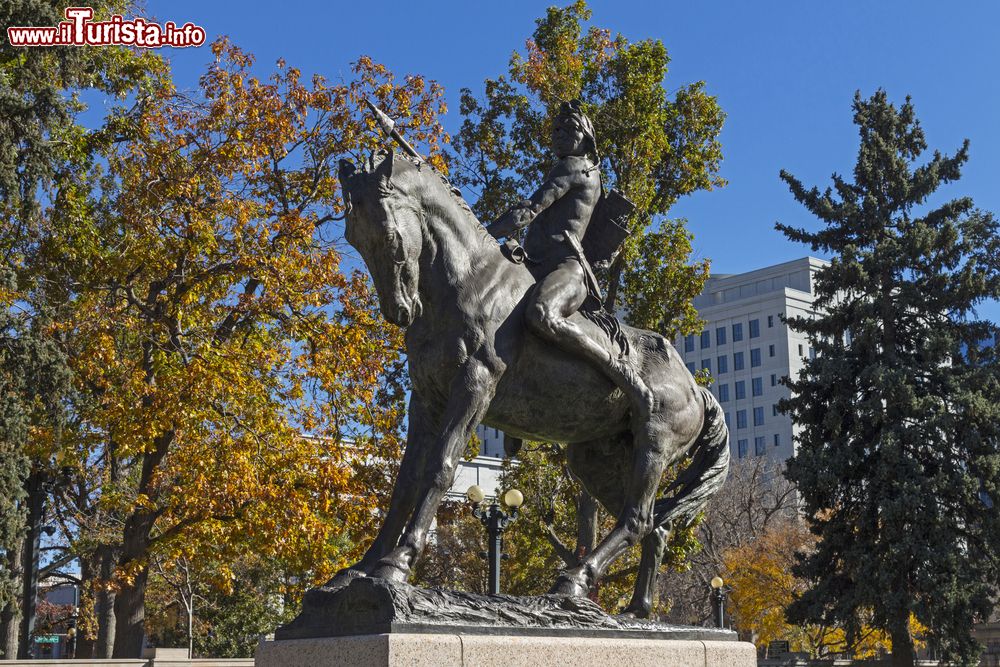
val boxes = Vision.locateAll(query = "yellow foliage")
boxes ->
[49,37,449,617]
[722,519,925,658]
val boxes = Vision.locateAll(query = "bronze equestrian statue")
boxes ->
[325,102,730,618]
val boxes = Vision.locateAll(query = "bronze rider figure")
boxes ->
[487,100,654,421]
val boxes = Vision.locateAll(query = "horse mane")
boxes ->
[371,151,498,248]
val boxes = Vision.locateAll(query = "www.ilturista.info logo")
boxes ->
[7,7,206,48]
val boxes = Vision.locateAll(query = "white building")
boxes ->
[473,424,506,459]
[676,256,828,462]
[451,453,506,502]
[451,426,507,502]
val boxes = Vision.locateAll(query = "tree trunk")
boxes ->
[186,598,193,659]
[0,542,23,660]
[889,614,916,667]
[111,565,148,658]
[94,546,116,658]
[112,428,172,659]
[112,511,156,658]
[0,603,16,662]
[74,553,97,659]
[73,544,117,659]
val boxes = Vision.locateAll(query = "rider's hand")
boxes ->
[486,221,508,240]
[488,210,518,239]
[489,201,535,240]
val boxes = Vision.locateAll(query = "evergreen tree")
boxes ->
[0,268,70,657]
[0,271,31,659]
[778,90,1000,667]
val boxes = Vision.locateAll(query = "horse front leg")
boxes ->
[370,359,497,583]
[322,395,436,589]
[622,525,670,618]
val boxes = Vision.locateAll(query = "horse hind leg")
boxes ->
[625,386,732,616]
[563,432,668,613]
[553,383,701,599]
[566,440,690,619]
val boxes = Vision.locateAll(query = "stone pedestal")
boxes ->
[263,577,756,666]
[256,633,757,667]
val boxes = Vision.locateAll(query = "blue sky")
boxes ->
[138,0,1000,321]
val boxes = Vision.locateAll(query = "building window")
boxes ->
[725,412,731,428]
[798,343,804,356]
[717,355,728,374]
[770,373,777,387]
[684,335,695,353]
[737,439,748,459]
[809,346,817,360]
[686,362,695,373]
[732,322,743,342]
[772,404,779,416]
[701,359,711,373]
[774,433,781,447]
[768,344,775,357]
[753,406,764,426]
[737,410,747,429]
[734,351,745,371]
[735,381,746,400]
[718,384,729,403]
[716,327,726,346]
[752,377,763,397]
[754,436,766,456]
[751,348,762,367]
[700,330,711,349]
[749,319,760,338]
[767,315,774,328]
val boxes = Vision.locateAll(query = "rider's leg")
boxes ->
[525,260,654,417]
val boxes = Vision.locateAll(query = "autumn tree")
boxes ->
[413,500,490,595]
[721,516,920,657]
[779,90,1000,667]
[35,38,448,657]
[657,456,797,626]
[0,0,163,656]
[446,0,725,597]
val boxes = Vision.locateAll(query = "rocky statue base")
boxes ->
[256,578,756,666]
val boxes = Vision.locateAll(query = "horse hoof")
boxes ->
[619,605,651,620]
[321,567,366,591]
[370,561,410,584]
[548,575,589,598]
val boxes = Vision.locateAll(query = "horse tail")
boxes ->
[652,385,730,532]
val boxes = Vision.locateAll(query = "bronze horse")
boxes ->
[328,149,729,616]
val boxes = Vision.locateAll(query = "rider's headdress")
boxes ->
[556,99,598,160]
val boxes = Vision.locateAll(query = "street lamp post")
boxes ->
[467,486,524,595]
[710,576,728,629]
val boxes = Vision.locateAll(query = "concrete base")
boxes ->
[255,633,757,667]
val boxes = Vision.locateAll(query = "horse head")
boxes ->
[338,149,424,326]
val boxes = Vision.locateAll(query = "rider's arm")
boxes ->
[487,161,574,239]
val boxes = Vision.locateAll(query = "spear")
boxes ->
[364,98,424,162]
